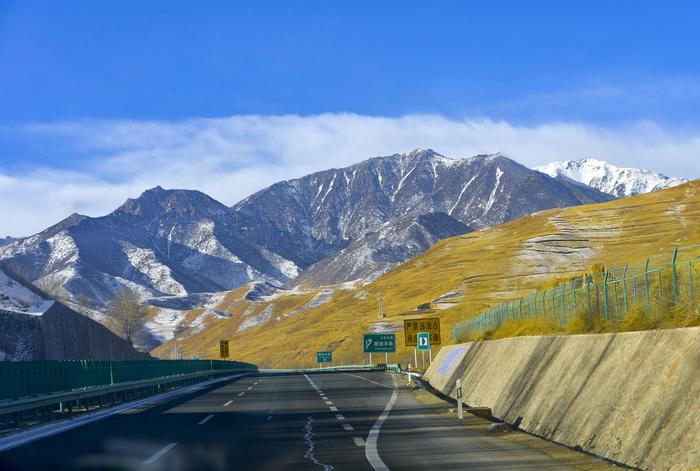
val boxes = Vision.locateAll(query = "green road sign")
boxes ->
[417,332,430,351]
[363,333,396,353]
[316,351,332,363]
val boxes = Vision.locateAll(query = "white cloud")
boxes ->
[1,113,699,236]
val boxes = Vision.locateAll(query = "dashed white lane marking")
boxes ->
[365,373,398,471]
[353,437,366,447]
[324,400,333,405]
[143,442,177,464]
[342,424,354,431]
[247,386,253,390]
[329,406,338,412]
[266,415,272,421]
[198,414,214,425]
[223,400,233,407]
[335,414,345,420]
[238,392,246,397]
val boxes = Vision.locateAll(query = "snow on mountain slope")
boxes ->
[535,158,687,197]
[0,269,54,315]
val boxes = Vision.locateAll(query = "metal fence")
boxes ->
[0,359,256,402]
[453,243,700,340]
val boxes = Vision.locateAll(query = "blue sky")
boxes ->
[1,1,700,235]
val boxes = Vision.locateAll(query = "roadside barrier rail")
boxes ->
[453,243,700,338]
[0,359,256,403]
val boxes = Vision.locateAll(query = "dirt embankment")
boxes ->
[424,327,700,470]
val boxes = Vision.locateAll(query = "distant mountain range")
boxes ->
[1,149,683,344]
[535,158,687,197]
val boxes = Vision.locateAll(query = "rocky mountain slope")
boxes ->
[0,268,145,360]
[233,149,613,281]
[0,187,298,312]
[293,212,472,286]
[535,158,687,197]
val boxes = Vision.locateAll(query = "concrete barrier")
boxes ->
[423,327,700,470]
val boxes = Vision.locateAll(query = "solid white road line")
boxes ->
[223,400,233,407]
[353,437,366,447]
[343,424,354,431]
[342,372,393,389]
[198,414,214,425]
[143,442,177,464]
[365,374,398,471]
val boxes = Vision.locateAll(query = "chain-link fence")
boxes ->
[453,244,700,340]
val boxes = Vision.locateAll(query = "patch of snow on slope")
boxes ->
[121,241,187,296]
[483,167,503,215]
[238,305,274,332]
[0,269,54,315]
[449,176,477,215]
[535,158,687,197]
[144,309,186,343]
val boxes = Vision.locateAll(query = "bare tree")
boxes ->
[108,289,147,345]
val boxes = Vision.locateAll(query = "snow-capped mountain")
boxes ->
[0,149,614,334]
[232,149,613,276]
[0,187,299,311]
[535,158,687,198]
[0,237,18,246]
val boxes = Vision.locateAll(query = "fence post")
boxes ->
[658,270,664,308]
[644,258,651,312]
[671,247,679,304]
[560,284,566,325]
[586,277,592,321]
[603,272,610,320]
[690,260,696,307]
[519,298,523,321]
[571,283,577,321]
[622,265,629,313]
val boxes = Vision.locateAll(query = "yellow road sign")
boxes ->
[404,318,441,346]
[219,340,230,359]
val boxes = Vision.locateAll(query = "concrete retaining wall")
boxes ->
[423,328,700,470]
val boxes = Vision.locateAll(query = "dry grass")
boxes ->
[153,180,700,367]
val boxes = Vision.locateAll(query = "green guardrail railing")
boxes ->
[0,359,256,402]
[453,243,700,339]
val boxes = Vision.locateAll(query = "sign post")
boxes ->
[363,333,396,365]
[405,318,440,371]
[316,351,332,368]
[219,340,230,359]
[417,332,430,369]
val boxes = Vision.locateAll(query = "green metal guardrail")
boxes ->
[453,243,700,339]
[0,359,256,402]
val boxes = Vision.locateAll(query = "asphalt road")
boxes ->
[0,371,576,470]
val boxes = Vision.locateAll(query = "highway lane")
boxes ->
[0,371,578,470]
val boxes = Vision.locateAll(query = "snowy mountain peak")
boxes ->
[535,158,687,198]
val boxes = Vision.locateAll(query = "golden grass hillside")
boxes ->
[153,180,700,368]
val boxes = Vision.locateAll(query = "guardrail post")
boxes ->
[456,378,463,420]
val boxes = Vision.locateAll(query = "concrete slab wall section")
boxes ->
[423,327,700,470]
